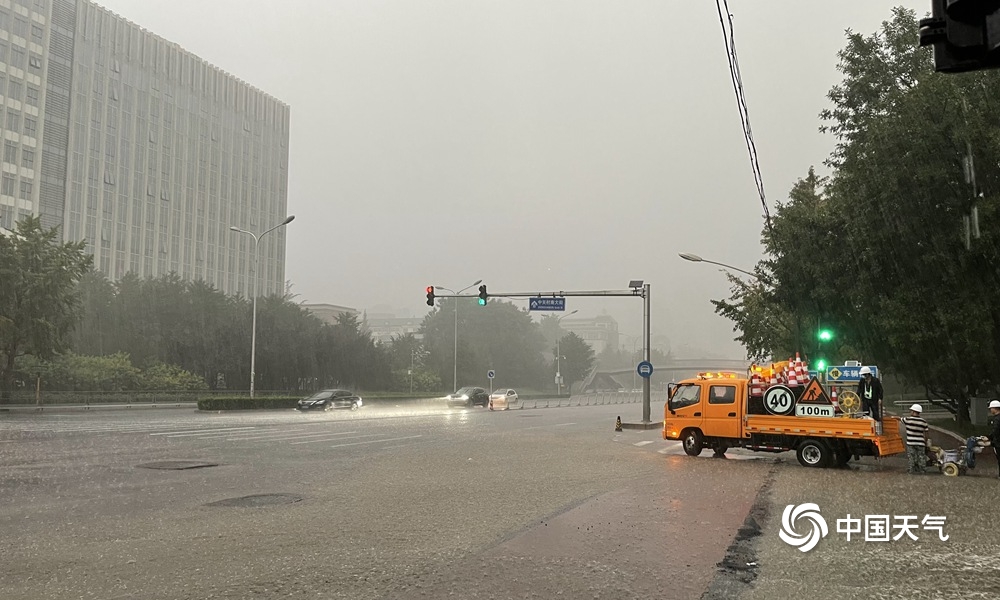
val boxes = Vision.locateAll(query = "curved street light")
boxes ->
[678,252,759,280]
[230,215,295,398]
[554,310,578,395]
[435,279,483,394]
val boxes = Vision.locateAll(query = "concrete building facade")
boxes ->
[0,0,290,296]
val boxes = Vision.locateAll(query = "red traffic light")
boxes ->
[426,286,435,307]
[426,286,433,294]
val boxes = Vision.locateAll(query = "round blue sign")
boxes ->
[637,361,654,378]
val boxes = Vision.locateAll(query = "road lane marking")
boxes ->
[160,428,284,439]
[634,441,654,446]
[150,427,259,436]
[523,422,576,431]
[290,433,383,445]
[226,431,360,442]
[330,435,422,448]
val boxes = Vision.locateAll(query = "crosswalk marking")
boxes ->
[657,442,764,460]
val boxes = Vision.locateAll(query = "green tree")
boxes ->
[712,7,1000,422]
[420,299,547,392]
[554,332,595,393]
[1,216,92,400]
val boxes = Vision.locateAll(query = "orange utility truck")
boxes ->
[662,370,905,468]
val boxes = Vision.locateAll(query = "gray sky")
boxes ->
[98,0,925,359]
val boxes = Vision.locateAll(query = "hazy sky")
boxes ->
[97,0,926,359]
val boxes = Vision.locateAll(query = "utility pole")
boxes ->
[431,283,653,422]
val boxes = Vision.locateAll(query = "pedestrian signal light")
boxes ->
[814,358,828,371]
[818,329,833,342]
[478,284,488,306]
[426,286,435,307]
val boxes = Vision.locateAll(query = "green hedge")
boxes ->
[197,396,300,411]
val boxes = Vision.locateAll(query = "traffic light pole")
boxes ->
[432,285,654,423]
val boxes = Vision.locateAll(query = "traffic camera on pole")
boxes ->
[426,286,435,307]
[478,285,488,306]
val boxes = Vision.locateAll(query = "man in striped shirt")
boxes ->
[901,404,929,474]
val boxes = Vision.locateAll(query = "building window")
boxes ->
[10,47,24,69]
[3,141,16,164]
[28,55,41,70]
[1,174,14,196]
[23,116,36,138]
[30,25,42,42]
[7,79,21,101]
[6,112,20,131]
[21,148,33,170]
[25,85,37,106]
[19,180,32,200]
[13,17,28,39]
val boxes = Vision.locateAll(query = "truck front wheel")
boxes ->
[796,439,831,468]
[682,429,704,457]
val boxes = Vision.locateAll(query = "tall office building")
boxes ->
[0,0,290,297]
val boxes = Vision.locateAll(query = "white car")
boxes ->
[489,389,519,410]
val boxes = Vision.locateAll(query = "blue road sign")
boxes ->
[826,365,878,384]
[528,297,566,311]
[637,361,654,379]
[487,370,495,380]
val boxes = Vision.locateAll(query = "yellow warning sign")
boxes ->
[828,368,842,380]
[797,378,831,405]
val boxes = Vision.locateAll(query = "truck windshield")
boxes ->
[668,384,701,410]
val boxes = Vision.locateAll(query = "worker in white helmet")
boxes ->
[856,366,883,422]
[900,404,929,474]
[989,400,1000,478]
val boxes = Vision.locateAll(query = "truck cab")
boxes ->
[665,372,744,457]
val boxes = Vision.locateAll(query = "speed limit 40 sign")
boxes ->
[763,385,795,416]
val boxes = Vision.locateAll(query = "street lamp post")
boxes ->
[554,310,578,395]
[230,215,295,398]
[435,279,482,394]
[619,332,642,390]
[678,252,759,280]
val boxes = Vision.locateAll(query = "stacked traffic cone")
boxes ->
[769,366,778,388]
[831,388,839,413]
[750,371,763,397]
[794,353,806,381]
[787,359,800,388]
[615,416,622,432]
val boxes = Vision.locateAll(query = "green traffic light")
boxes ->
[478,298,486,306]
[818,329,833,342]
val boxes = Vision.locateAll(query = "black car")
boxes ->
[297,389,363,411]
[445,386,490,408]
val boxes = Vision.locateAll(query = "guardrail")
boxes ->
[517,390,647,409]
[891,399,953,419]
[0,390,291,407]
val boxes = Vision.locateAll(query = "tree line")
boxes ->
[712,8,1000,422]
[2,218,597,399]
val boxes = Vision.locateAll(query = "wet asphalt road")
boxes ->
[1,405,998,599]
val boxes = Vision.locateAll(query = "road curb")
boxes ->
[0,403,198,413]
[928,423,965,443]
[620,421,662,431]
